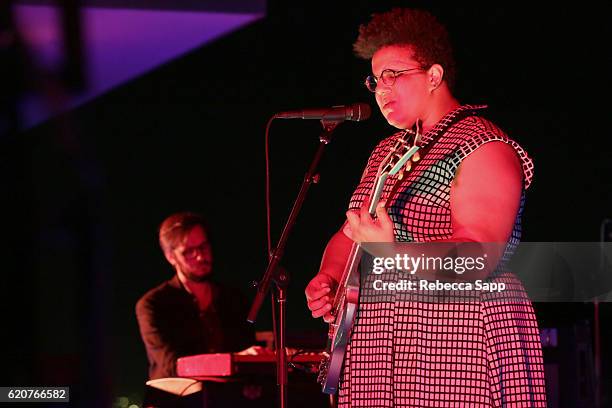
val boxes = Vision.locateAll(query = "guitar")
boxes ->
[318,122,423,394]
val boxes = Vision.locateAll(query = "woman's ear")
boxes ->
[427,64,445,92]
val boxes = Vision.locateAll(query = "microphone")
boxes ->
[274,103,371,122]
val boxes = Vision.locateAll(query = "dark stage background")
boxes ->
[2,1,611,407]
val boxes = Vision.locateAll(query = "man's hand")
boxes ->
[236,345,271,356]
[305,273,337,323]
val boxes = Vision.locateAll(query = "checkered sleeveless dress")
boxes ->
[337,105,547,407]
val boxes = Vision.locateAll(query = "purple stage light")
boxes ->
[13,4,265,129]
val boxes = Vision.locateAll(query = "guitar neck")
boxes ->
[368,175,387,215]
[333,173,388,310]
[331,136,421,312]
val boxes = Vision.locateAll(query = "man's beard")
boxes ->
[179,262,213,283]
[183,270,212,283]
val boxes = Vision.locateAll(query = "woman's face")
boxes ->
[371,45,429,129]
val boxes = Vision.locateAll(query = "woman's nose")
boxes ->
[375,84,390,97]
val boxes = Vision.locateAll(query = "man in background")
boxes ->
[136,212,254,379]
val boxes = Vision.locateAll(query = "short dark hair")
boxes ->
[353,8,456,90]
[158,212,209,253]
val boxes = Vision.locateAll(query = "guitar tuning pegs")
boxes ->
[405,161,412,172]
[412,151,420,162]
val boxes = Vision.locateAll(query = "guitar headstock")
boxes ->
[369,120,423,215]
[380,119,423,178]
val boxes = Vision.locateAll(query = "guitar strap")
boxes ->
[385,105,487,201]
[419,105,486,154]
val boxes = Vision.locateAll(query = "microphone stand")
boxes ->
[247,119,340,408]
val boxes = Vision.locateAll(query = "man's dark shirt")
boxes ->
[136,275,255,379]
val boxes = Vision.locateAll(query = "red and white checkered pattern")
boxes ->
[338,106,546,407]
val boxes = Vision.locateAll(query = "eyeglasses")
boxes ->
[364,68,424,93]
[181,242,210,260]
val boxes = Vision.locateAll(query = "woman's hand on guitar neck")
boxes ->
[305,273,337,323]
[345,201,394,243]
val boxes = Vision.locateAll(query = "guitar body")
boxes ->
[319,245,362,394]
[321,298,357,394]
